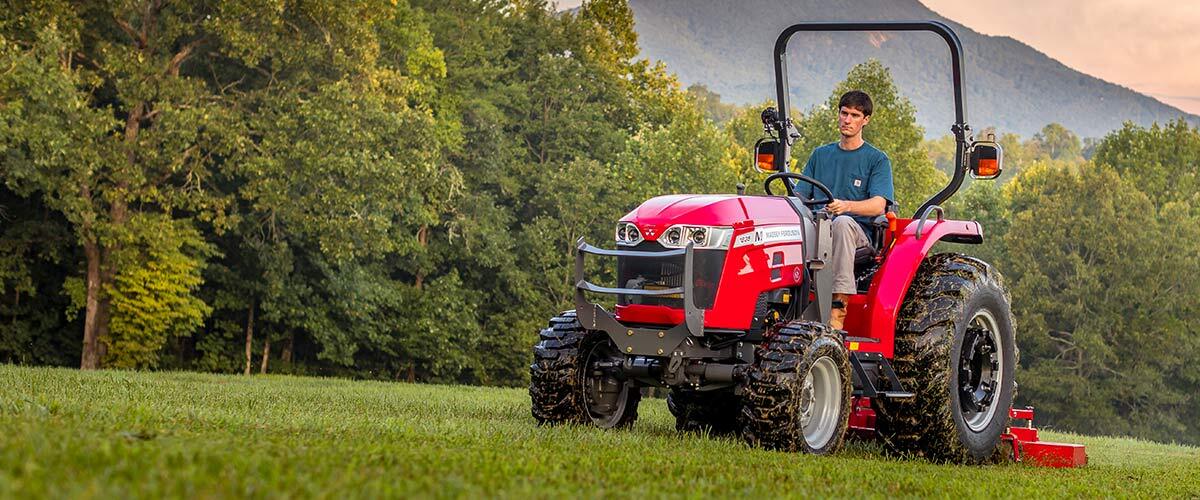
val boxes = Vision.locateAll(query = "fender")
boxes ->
[859,217,983,358]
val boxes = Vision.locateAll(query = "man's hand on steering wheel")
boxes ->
[763,172,835,207]
[826,199,852,216]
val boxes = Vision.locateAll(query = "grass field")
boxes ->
[1,366,1198,498]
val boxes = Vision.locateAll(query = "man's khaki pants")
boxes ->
[831,215,871,295]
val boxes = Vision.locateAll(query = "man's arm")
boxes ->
[826,196,886,217]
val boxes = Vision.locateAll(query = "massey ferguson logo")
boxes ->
[733,226,804,248]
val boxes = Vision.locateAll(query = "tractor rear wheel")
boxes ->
[667,388,740,435]
[740,321,852,454]
[876,253,1018,464]
[529,311,641,428]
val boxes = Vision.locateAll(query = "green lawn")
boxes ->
[1,366,1197,498]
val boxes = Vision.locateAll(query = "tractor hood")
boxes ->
[619,194,801,241]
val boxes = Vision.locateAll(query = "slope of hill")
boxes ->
[630,0,1198,138]
[3,366,1199,496]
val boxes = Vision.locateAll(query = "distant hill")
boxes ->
[629,0,1199,138]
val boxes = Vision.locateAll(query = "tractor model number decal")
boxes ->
[733,226,804,248]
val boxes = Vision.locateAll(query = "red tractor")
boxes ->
[530,21,1084,466]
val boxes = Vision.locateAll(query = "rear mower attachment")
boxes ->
[1002,407,1088,468]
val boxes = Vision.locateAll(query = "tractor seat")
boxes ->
[854,245,876,265]
[852,210,895,292]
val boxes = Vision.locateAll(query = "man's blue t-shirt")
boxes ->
[797,141,895,230]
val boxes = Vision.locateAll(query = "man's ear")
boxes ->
[862,114,871,127]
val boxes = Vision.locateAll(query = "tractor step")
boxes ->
[849,351,911,398]
[877,390,914,399]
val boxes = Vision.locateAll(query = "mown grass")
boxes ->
[1,365,1197,498]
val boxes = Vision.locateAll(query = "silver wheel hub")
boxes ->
[960,309,1004,432]
[800,356,842,449]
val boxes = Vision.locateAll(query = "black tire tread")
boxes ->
[529,311,641,427]
[876,253,1018,464]
[740,321,852,454]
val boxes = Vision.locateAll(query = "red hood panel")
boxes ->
[621,195,801,240]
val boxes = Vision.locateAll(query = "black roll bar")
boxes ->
[772,21,972,217]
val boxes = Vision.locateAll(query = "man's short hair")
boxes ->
[839,90,873,117]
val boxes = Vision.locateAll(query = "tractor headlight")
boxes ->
[659,225,733,249]
[664,227,682,246]
[615,222,643,246]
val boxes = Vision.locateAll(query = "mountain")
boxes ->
[629,0,1199,138]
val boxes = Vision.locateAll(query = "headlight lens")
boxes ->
[615,222,643,245]
[659,225,733,249]
[664,227,682,246]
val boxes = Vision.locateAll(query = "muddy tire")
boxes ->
[667,388,740,435]
[529,311,640,428]
[876,253,1018,464]
[740,321,852,454]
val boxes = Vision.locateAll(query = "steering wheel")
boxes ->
[764,172,835,206]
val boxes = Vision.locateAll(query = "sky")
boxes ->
[554,0,1200,115]
[921,0,1200,115]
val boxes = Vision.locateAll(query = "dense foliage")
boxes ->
[0,0,1197,445]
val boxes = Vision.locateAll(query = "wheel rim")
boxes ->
[580,339,631,428]
[959,309,1003,432]
[799,356,842,449]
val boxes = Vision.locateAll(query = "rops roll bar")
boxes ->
[770,21,972,217]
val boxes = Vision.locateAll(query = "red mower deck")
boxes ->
[1002,407,1088,467]
[850,400,1086,467]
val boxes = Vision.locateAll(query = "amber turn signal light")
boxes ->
[975,158,999,177]
[756,153,775,171]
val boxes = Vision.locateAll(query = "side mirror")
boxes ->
[969,140,1003,179]
[754,138,783,173]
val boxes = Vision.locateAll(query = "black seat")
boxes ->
[853,245,876,265]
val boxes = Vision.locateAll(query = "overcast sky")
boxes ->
[554,0,1200,115]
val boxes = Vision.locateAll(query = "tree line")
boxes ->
[1,0,1197,445]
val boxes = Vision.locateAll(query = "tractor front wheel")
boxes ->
[877,253,1018,464]
[740,321,852,454]
[529,311,641,428]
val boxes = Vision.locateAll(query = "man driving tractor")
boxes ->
[532,21,1057,465]
[797,90,895,330]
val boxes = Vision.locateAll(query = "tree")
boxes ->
[0,187,76,366]
[1091,119,1200,208]
[0,7,231,369]
[103,214,213,369]
[1029,123,1082,161]
[922,134,956,177]
[687,84,739,124]
[999,161,1200,444]
[199,0,455,377]
[0,0,454,371]
[996,132,1028,182]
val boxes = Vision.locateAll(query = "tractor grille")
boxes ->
[616,241,726,309]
